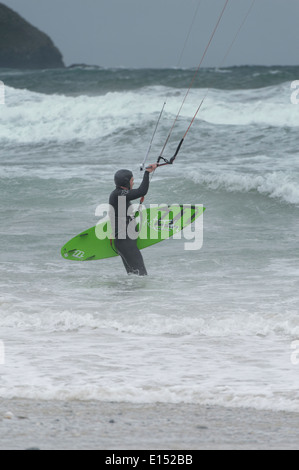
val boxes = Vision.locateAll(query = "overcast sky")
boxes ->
[2,0,299,68]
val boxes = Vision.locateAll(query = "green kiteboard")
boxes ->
[61,204,205,262]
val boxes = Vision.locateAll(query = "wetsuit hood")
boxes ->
[114,169,133,189]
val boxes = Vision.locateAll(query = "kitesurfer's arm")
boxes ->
[126,163,157,201]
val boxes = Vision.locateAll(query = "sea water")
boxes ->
[0,66,299,411]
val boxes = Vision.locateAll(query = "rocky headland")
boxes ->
[0,3,65,69]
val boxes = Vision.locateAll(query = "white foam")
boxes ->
[1,295,299,338]
[1,82,298,145]
[190,83,299,128]
[0,86,151,144]
[1,251,299,412]
[189,170,299,205]
[1,328,299,413]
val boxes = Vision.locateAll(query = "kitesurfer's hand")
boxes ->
[146,163,157,173]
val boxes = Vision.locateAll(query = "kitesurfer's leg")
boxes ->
[115,238,147,276]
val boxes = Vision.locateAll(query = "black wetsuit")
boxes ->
[109,170,150,276]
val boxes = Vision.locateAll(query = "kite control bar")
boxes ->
[156,138,184,167]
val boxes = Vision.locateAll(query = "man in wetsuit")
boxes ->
[109,164,157,275]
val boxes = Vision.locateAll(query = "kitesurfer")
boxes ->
[109,164,157,275]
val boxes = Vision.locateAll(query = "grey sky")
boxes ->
[2,0,299,67]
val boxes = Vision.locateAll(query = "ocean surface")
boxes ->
[0,65,299,412]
